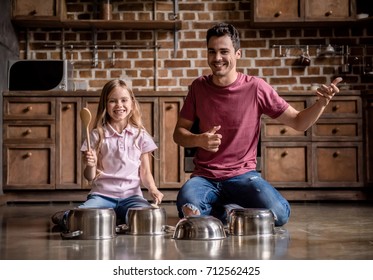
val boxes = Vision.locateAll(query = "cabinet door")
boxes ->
[137,97,159,185]
[3,144,55,190]
[261,142,312,187]
[252,0,302,22]
[313,142,363,187]
[305,0,355,21]
[159,97,184,188]
[81,98,99,189]
[56,98,82,189]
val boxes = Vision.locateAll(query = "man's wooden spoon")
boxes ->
[80,108,92,151]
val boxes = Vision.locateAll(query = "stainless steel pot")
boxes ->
[228,208,275,236]
[122,207,171,235]
[61,208,117,240]
[172,216,227,240]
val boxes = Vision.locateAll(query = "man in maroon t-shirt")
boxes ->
[173,23,342,226]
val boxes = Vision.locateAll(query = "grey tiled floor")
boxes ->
[1,202,372,260]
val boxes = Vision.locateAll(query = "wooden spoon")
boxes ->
[80,108,92,151]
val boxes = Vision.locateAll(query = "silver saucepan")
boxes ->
[60,208,117,240]
[228,208,275,236]
[117,207,174,235]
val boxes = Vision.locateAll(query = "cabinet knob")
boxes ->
[325,10,333,17]
[274,11,282,17]
[166,104,175,110]
[24,129,32,135]
[281,151,288,157]
[64,104,72,110]
[25,106,33,112]
[332,128,339,134]
[332,104,340,112]
[280,128,287,135]
[333,151,340,158]
[24,152,32,158]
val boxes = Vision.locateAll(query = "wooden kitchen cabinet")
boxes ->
[3,97,56,189]
[3,91,187,199]
[252,0,356,26]
[261,92,363,194]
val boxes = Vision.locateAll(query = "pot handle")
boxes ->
[60,230,83,239]
[116,224,129,234]
[163,225,176,233]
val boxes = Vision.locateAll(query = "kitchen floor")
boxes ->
[0,202,372,260]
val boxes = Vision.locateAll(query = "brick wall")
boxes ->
[16,0,373,92]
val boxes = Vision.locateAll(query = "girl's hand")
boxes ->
[148,187,164,205]
[83,149,97,167]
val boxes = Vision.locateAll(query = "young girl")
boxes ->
[52,79,163,228]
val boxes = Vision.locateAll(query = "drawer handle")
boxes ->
[332,128,339,134]
[333,151,340,158]
[24,106,33,112]
[274,11,282,17]
[281,151,288,157]
[325,10,333,17]
[166,104,175,110]
[24,152,32,158]
[64,104,72,110]
[23,129,32,136]
[332,105,340,112]
[280,128,287,134]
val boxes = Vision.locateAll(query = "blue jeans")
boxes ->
[78,194,151,224]
[176,171,291,226]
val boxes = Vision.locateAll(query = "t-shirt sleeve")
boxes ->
[257,79,289,119]
[140,131,158,154]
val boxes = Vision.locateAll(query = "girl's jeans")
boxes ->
[176,171,291,226]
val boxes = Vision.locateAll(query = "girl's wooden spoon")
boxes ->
[80,108,92,151]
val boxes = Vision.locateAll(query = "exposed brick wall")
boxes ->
[16,0,373,92]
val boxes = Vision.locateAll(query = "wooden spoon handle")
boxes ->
[86,126,91,151]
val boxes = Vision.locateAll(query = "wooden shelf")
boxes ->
[12,17,182,30]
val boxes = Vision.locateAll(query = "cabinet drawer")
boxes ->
[305,0,352,21]
[313,119,362,141]
[252,0,301,22]
[262,123,307,139]
[3,144,55,190]
[313,142,363,187]
[3,98,55,120]
[3,121,55,143]
[321,97,361,118]
[261,143,311,186]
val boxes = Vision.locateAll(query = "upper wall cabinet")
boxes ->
[11,0,181,31]
[251,0,357,26]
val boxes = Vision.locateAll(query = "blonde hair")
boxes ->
[93,79,145,153]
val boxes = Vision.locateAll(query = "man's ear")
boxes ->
[236,49,242,58]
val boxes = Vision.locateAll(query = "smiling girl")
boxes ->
[52,79,163,228]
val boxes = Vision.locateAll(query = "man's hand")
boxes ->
[316,77,343,106]
[200,125,222,152]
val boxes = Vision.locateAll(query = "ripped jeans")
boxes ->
[176,171,291,226]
